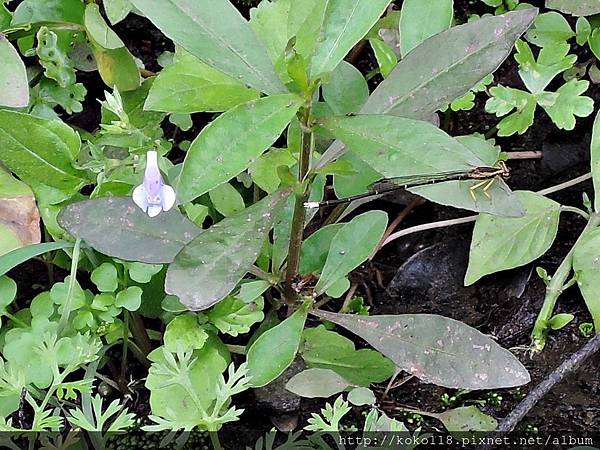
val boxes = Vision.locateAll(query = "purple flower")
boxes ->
[132,151,176,217]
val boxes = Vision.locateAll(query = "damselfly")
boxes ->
[304,162,510,209]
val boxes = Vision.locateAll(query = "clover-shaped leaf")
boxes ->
[541,79,594,130]
[125,262,163,284]
[485,85,537,136]
[91,263,119,293]
[0,276,16,315]
[163,314,208,353]
[515,40,576,93]
[115,286,142,311]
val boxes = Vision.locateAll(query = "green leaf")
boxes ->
[485,85,537,136]
[399,0,453,57]
[246,304,308,387]
[115,286,142,311]
[104,0,132,25]
[208,296,264,337]
[84,4,124,49]
[526,11,574,46]
[322,61,369,115]
[165,190,289,311]
[0,36,28,108]
[125,262,163,284]
[91,263,119,293]
[315,211,387,295]
[541,79,594,130]
[0,276,16,313]
[299,224,344,275]
[515,40,576,93]
[546,0,600,16]
[248,148,296,194]
[548,313,575,330]
[177,94,302,203]
[576,17,592,45]
[592,111,600,213]
[0,241,73,278]
[0,111,85,191]
[129,0,286,95]
[573,228,600,332]
[58,197,202,264]
[209,183,245,217]
[347,387,376,406]
[11,0,84,24]
[317,8,537,169]
[309,0,392,78]
[589,28,600,60]
[312,310,530,389]
[92,45,141,91]
[369,38,397,78]
[436,406,497,436]
[285,368,353,398]
[145,52,260,113]
[465,191,561,285]
[301,325,395,386]
[316,115,487,178]
[163,314,208,352]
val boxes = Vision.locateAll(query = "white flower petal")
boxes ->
[147,205,163,218]
[160,185,176,212]
[132,184,148,212]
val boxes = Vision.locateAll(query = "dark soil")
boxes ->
[9,0,600,448]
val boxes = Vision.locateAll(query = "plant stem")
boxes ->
[58,238,81,333]
[210,432,224,450]
[560,205,590,220]
[4,312,28,328]
[531,212,600,351]
[284,109,313,302]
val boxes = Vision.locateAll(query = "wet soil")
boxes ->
[9,0,600,448]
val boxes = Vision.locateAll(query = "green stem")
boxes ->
[120,312,130,384]
[210,432,224,450]
[531,213,600,351]
[560,206,590,220]
[58,238,81,333]
[284,109,313,302]
[4,312,28,328]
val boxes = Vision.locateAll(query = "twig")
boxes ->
[477,334,600,449]
[537,172,591,196]
[507,151,543,160]
[371,198,421,259]
[339,283,358,313]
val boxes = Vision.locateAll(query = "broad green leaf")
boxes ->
[436,406,497,436]
[316,9,537,168]
[115,286,142,311]
[91,263,118,293]
[92,45,141,91]
[299,224,344,275]
[209,183,245,217]
[526,11,574,46]
[163,314,208,352]
[546,0,600,16]
[399,0,453,57]
[0,110,85,191]
[410,179,526,218]
[58,197,202,264]
[322,61,369,115]
[310,0,392,78]
[312,310,531,389]
[144,53,260,113]
[248,148,297,194]
[0,36,28,107]
[84,4,124,49]
[129,0,286,95]
[246,304,308,387]
[104,0,132,24]
[285,368,353,398]
[207,296,264,337]
[589,29,600,60]
[0,241,73,278]
[592,110,600,213]
[0,276,17,312]
[576,17,592,46]
[515,40,576,94]
[301,325,395,386]
[333,152,381,198]
[541,79,594,130]
[11,0,84,24]
[315,211,387,295]
[177,94,302,203]
[465,191,561,285]
[165,190,289,311]
[316,115,487,178]
[573,228,600,332]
